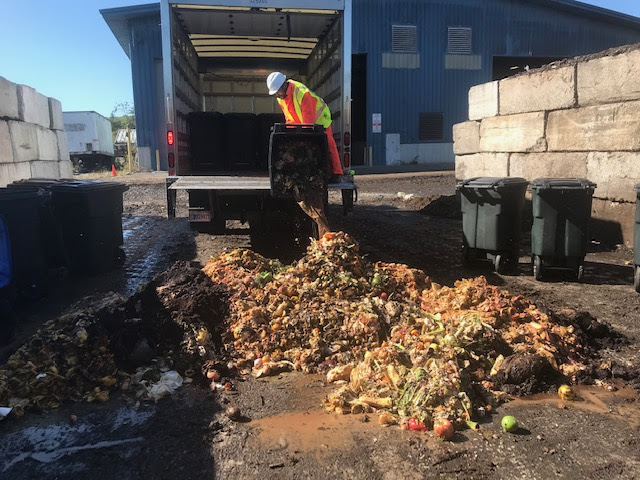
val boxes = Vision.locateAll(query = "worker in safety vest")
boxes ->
[266,72,343,181]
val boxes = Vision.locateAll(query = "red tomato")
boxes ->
[380,292,388,300]
[408,417,427,432]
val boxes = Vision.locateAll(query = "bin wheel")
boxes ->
[533,255,544,281]
[494,254,506,274]
[114,247,126,268]
[462,245,472,266]
[575,262,584,282]
[634,265,640,293]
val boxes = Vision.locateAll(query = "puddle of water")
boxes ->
[505,385,640,428]
[251,409,376,455]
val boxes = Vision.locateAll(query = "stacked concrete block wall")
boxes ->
[453,43,640,245]
[0,76,72,187]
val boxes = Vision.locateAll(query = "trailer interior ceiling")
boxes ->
[173,5,340,73]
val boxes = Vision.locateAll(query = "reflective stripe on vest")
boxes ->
[277,80,331,128]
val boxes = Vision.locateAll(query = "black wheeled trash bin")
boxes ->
[530,178,596,282]
[50,181,129,275]
[634,184,640,293]
[457,177,528,274]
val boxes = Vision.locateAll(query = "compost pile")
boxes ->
[0,263,227,415]
[204,233,601,431]
[271,139,325,198]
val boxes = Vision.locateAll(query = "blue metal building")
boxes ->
[102,0,640,170]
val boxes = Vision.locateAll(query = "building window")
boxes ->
[419,113,444,141]
[392,25,417,53]
[448,27,472,55]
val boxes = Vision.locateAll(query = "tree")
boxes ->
[109,101,135,137]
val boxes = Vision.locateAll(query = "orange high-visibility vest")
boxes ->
[277,80,332,128]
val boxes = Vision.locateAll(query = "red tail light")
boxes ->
[343,152,351,168]
[343,132,351,147]
[168,152,175,168]
[167,131,175,146]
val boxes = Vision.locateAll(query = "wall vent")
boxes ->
[392,25,417,53]
[448,27,472,55]
[419,113,444,141]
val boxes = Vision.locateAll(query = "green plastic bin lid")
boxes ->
[457,177,528,189]
[530,178,596,190]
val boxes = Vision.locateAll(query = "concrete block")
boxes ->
[479,112,547,153]
[48,97,64,130]
[8,120,39,163]
[30,160,61,179]
[547,101,640,152]
[37,127,59,160]
[17,84,50,127]
[0,76,19,120]
[499,66,575,115]
[452,121,480,155]
[578,49,640,107]
[0,161,31,187]
[55,130,70,161]
[587,152,640,202]
[455,153,510,180]
[469,81,498,120]
[509,153,588,180]
[59,159,73,179]
[0,121,13,164]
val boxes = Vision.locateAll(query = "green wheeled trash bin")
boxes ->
[634,184,640,293]
[457,177,528,274]
[530,178,596,282]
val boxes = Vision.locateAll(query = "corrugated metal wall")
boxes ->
[353,0,640,166]
[129,15,163,170]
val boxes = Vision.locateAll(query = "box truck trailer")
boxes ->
[162,0,356,252]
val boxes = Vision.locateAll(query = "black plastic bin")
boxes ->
[188,112,225,171]
[223,113,259,169]
[0,189,48,295]
[530,178,596,281]
[268,123,328,199]
[50,181,129,275]
[257,113,285,169]
[634,184,640,293]
[457,177,528,273]
[8,178,69,269]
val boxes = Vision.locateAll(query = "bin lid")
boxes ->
[8,178,72,191]
[50,180,129,193]
[457,177,528,189]
[530,178,596,190]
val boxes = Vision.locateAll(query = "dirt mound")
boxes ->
[419,194,461,219]
[0,262,227,415]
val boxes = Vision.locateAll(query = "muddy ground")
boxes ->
[1,171,640,479]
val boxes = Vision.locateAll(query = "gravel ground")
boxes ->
[1,171,639,479]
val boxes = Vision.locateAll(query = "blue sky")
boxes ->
[1,0,639,118]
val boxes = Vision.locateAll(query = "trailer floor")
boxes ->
[2,172,640,479]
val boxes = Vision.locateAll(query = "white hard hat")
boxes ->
[267,72,287,95]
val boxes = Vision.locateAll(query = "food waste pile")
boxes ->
[0,232,623,435]
[203,232,619,432]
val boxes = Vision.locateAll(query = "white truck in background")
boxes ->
[63,111,115,172]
